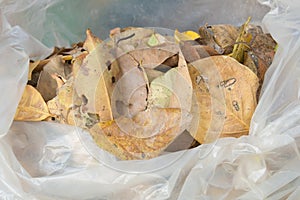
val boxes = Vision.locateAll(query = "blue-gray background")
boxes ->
[1,0,269,47]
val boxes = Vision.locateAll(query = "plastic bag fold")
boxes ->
[1,0,300,199]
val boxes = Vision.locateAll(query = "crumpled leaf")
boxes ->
[188,55,259,144]
[108,29,188,118]
[250,33,277,69]
[90,108,190,160]
[47,77,82,124]
[36,55,73,101]
[241,23,276,84]
[198,24,239,54]
[14,85,51,121]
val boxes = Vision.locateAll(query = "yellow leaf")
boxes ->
[182,30,200,40]
[174,29,200,42]
[188,56,259,143]
[14,85,51,121]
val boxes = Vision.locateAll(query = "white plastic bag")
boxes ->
[1,0,300,199]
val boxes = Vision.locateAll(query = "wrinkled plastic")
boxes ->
[1,0,300,199]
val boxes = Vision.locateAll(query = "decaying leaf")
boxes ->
[14,85,51,121]
[250,33,277,69]
[188,56,259,144]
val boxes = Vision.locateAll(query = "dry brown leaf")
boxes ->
[180,41,220,63]
[115,46,178,71]
[108,30,189,118]
[243,26,276,84]
[110,27,153,48]
[71,51,88,77]
[251,33,277,68]
[47,77,82,123]
[210,24,239,54]
[74,44,114,122]
[198,24,239,54]
[36,55,72,101]
[244,50,271,81]
[14,85,51,121]
[188,55,259,143]
[83,29,102,52]
[165,130,196,152]
[110,66,149,118]
[28,60,40,80]
[36,70,60,102]
[144,68,164,82]
[89,108,188,160]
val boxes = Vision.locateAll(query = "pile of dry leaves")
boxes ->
[14,18,277,160]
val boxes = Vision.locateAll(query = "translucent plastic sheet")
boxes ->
[1,0,300,199]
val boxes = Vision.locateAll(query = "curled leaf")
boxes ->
[198,24,239,54]
[28,60,40,80]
